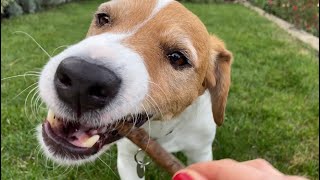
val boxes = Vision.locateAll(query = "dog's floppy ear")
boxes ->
[205,35,232,126]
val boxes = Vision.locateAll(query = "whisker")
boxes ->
[24,86,39,123]
[98,157,119,179]
[146,94,164,119]
[11,82,38,101]
[13,31,51,58]
[129,113,135,126]
[24,70,41,74]
[34,94,43,118]
[51,45,69,56]
[1,74,39,81]
[125,113,137,137]
[30,89,40,120]
[36,99,44,115]
[148,81,169,102]
[117,118,126,135]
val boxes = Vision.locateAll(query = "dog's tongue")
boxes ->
[69,133,100,148]
[47,110,100,148]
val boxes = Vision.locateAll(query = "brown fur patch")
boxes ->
[124,2,211,118]
[205,35,233,125]
[87,0,232,124]
[87,0,157,36]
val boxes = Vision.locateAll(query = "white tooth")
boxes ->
[82,135,100,148]
[47,109,55,125]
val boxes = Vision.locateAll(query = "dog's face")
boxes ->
[38,0,232,165]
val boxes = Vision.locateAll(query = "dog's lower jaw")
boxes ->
[37,111,152,166]
[37,125,113,166]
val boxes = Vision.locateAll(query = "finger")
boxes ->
[241,159,284,176]
[186,159,280,180]
[173,169,207,180]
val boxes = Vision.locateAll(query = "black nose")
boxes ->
[54,57,121,115]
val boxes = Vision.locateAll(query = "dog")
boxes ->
[37,0,232,179]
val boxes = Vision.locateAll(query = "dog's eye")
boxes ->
[167,52,190,69]
[96,13,111,26]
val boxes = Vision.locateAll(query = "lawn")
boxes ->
[1,0,319,179]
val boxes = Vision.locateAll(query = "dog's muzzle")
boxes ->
[40,56,151,161]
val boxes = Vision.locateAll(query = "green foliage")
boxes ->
[248,0,319,37]
[2,0,82,17]
[5,1,23,17]
[1,1,319,180]
[18,0,37,13]
[1,0,14,13]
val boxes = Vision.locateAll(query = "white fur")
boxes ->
[39,33,149,126]
[37,0,216,179]
[154,0,173,13]
[117,91,216,180]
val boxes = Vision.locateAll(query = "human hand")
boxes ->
[172,159,308,180]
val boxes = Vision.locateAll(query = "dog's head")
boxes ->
[38,0,232,165]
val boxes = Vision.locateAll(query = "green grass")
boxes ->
[1,1,319,179]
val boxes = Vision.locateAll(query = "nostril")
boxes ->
[57,72,72,87]
[55,57,122,113]
[88,85,109,98]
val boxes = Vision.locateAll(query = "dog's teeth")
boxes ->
[47,109,56,126]
[82,135,100,148]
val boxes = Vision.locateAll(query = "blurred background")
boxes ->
[1,0,319,36]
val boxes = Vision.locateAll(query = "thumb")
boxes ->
[172,170,207,180]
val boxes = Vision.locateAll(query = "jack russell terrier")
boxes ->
[37,0,233,179]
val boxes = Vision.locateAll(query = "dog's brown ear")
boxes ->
[205,35,232,126]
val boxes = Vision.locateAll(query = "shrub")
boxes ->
[5,1,23,17]
[1,0,82,17]
[18,0,37,13]
[1,0,14,14]
[249,0,319,37]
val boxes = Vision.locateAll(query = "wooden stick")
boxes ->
[116,123,185,176]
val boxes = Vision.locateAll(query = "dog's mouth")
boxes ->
[42,109,151,160]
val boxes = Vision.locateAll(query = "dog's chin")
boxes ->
[37,109,151,165]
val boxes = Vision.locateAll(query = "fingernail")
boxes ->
[173,172,193,180]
